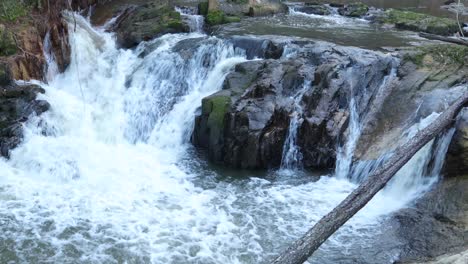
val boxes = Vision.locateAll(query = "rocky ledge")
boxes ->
[192,37,468,174]
[0,63,49,157]
[192,37,397,169]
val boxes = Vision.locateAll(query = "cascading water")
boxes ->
[335,64,398,179]
[0,13,458,264]
[176,7,205,33]
[43,31,59,82]
[280,80,311,170]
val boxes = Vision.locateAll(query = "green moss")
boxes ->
[0,26,16,56]
[0,0,28,22]
[347,2,368,17]
[384,9,459,35]
[224,16,241,23]
[404,44,468,67]
[198,2,208,16]
[206,10,225,26]
[203,95,231,131]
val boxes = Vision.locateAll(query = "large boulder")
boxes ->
[0,67,50,157]
[112,4,190,48]
[193,40,396,169]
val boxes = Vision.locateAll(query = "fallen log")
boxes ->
[272,90,468,264]
[419,32,468,47]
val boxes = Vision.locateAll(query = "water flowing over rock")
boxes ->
[193,39,397,169]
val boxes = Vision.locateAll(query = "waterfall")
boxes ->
[43,31,59,82]
[280,80,311,170]
[0,13,458,264]
[335,64,397,179]
[176,6,205,33]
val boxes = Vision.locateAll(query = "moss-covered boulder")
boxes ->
[338,2,369,17]
[192,91,232,161]
[384,9,459,36]
[114,4,190,48]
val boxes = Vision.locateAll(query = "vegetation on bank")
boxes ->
[384,9,460,35]
[404,44,468,67]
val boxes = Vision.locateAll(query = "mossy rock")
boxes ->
[338,2,368,17]
[198,2,208,16]
[0,25,17,57]
[206,10,225,26]
[404,44,468,68]
[115,4,190,48]
[205,10,241,26]
[384,9,459,36]
[202,94,231,131]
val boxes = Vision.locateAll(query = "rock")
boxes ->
[444,109,468,178]
[0,81,50,157]
[0,62,11,86]
[229,36,284,59]
[338,2,369,17]
[355,44,468,161]
[394,175,468,262]
[112,4,190,48]
[193,40,395,169]
[297,5,331,16]
[248,3,288,17]
[383,9,459,36]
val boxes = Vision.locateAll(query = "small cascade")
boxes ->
[43,31,59,82]
[176,6,205,33]
[335,64,398,179]
[280,80,311,170]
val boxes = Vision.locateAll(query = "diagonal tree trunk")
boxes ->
[272,91,468,264]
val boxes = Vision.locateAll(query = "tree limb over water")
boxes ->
[272,91,468,264]
[419,32,468,47]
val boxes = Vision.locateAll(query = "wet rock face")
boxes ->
[0,66,50,157]
[112,4,190,49]
[297,4,331,16]
[394,176,468,262]
[229,36,284,59]
[193,40,395,169]
[444,110,468,178]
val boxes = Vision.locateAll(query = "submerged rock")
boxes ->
[193,40,396,169]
